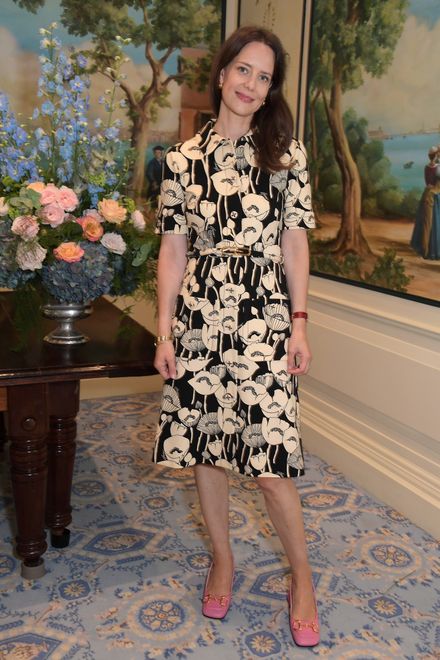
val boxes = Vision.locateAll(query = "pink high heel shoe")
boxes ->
[287,579,320,647]
[202,563,234,619]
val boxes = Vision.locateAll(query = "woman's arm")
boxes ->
[280,228,312,376]
[154,233,188,380]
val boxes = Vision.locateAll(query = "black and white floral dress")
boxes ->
[153,121,315,478]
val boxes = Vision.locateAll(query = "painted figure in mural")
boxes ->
[411,164,440,260]
[152,26,319,647]
[146,145,164,203]
[424,146,439,187]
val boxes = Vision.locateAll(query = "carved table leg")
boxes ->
[7,384,49,579]
[46,380,80,548]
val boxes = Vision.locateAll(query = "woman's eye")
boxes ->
[238,66,248,74]
[260,75,270,84]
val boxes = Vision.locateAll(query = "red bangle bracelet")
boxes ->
[291,311,308,320]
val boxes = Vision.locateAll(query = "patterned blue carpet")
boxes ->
[0,393,439,659]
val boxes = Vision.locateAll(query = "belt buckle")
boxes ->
[218,244,250,256]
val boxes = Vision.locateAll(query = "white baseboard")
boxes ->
[301,378,440,539]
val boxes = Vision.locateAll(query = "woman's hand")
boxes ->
[287,327,312,376]
[154,342,177,380]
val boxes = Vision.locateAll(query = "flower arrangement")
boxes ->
[0,25,158,308]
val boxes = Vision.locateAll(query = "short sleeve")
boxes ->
[282,139,316,230]
[155,145,188,235]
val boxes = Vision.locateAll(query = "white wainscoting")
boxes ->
[301,276,440,538]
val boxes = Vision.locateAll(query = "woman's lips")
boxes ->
[236,91,254,103]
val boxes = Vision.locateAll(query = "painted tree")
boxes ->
[15,0,221,199]
[308,0,408,255]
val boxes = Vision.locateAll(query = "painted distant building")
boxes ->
[368,127,390,140]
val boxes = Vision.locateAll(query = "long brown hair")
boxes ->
[209,26,294,172]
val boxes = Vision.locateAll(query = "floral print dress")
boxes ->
[153,121,315,478]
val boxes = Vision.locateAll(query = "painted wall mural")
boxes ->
[304,0,440,304]
[0,0,223,203]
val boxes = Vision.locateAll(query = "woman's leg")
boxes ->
[194,464,234,594]
[256,478,316,620]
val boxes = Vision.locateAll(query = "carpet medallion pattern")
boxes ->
[0,393,438,659]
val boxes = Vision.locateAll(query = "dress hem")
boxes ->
[152,458,305,479]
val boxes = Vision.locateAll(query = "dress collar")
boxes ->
[198,119,255,150]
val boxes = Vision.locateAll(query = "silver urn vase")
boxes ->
[41,301,93,345]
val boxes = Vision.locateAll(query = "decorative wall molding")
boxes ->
[302,276,440,537]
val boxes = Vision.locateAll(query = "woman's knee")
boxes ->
[255,476,296,498]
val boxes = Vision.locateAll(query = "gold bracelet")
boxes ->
[154,334,173,346]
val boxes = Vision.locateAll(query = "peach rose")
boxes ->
[98,198,127,224]
[11,215,39,241]
[78,215,104,242]
[27,181,46,194]
[53,242,84,262]
[58,186,79,212]
[40,183,59,205]
[40,202,65,227]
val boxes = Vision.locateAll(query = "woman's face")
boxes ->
[219,41,274,121]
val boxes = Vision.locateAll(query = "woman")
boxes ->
[153,26,319,647]
[411,164,440,260]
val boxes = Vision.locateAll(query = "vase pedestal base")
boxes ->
[42,302,93,345]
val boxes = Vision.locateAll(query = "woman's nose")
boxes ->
[244,74,257,90]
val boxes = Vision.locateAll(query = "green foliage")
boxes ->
[364,248,412,291]
[13,0,44,11]
[362,197,380,217]
[323,183,343,213]
[400,189,421,218]
[376,188,404,216]
[310,240,412,293]
[310,0,408,94]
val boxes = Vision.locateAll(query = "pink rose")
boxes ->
[98,198,127,224]
[40,183,59,205]
[11,215,39,241]
[58,186,79,212]
[16,241,47,271]
[77,215,104,242]
[131,209,146,231]
[54,242,84,262]
[100,232,127,255]
[27,181,46,194]
[40,203,65,228]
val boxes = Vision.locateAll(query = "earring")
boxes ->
[219,81,223,89]
[262,98,266,106]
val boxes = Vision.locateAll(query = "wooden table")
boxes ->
[0,293,157,578]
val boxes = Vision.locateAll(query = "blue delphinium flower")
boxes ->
[0,92,38,182]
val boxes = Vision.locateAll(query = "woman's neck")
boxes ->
[213,107,252,141]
